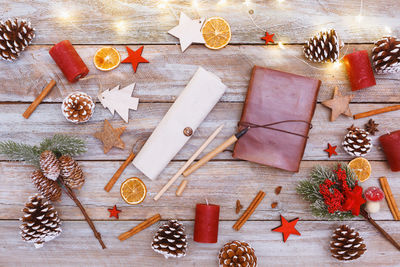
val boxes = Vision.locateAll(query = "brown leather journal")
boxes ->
[233,66,321,172]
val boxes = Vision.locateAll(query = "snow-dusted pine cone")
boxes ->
[218,240,257,267]
[342,126,372,157]
[59,155,85,189]
[39,150,61,181]
[304,29,343,63]
[20,194,62,248]
[31,170,62,201]
[372,36,400,74]
[0,18,35,61]
[330,225,366,261]
[61,92,95,124]
[151,220,187,259]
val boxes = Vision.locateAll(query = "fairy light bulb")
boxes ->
[59,10,71,19]
[193,0,198,8]
[158,0,168,8]
[385,26,392,34]
[218,0,227,5]
[333,61,341,69]
[278,42,285,49]
[115,21,126,33]
[244,0,251,5]
[277,0,285,2]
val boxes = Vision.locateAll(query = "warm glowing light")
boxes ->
[278,42,285,49]
[333,61,341,69]
[244,0,251,5]
[277,0,285,2]
[356,15,363,22]
[59,10,71,19]
[192,0,198,8]
[115,21,126,33]
[320,28,327,33]
[218,0,227,5]
[385,26,392,33]
[158,0,168,8]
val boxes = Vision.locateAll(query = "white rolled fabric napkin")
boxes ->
[132,67,227,180]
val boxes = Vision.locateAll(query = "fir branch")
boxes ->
[39,134,87,157]
[0,141,41,167]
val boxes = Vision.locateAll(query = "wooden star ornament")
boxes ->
[108,205,121,219]
[261,32,274,44]
[94,119,126,154]
[324,143,337,158]
[121,46,149,72]
[322,87,354,121]
[272,215,301,242]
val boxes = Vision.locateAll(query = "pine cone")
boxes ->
[304,29,342,63]
[218,240,257,267]
[330,225,366,261]
[61,92,95,124]
[372,36,400,74]
[0,18,35,62]
[39,150,61,181]
[59,155,85,189]
[151,220,187,259]
[31,170,62,201]
[20,194,62,248]
[342,127,372,157]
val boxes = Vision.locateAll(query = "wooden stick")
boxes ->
[233,191,265,231]
[59,177,106,249]
[118,214,161,241]
[175,180,188,197]
[379,177,400,220]
[153,124,224,201]
[104,152,135,192]
[353,105,400,120]
[22,80,56,119]
[360,207,400,251]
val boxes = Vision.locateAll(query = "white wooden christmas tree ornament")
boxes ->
[98,83,139,123]
[168,12,205,52]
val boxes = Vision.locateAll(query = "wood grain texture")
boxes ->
[1,220,399,266]
[1,0,399,44]
[0,45,399,103]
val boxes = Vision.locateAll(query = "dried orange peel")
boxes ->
[348,157,371,182]
[93,47,121,71]
[120,177,147,205]
[202,17,231,50]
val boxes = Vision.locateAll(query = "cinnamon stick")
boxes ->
[118,214,161,241]
[23,80,56,119]
[353,105,400,120]
[233,191,265,231]
[379,177,400,220]
[104,152,135,192]
[58,177,106,249]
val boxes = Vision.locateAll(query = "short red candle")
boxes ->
[343,50,376,91]
[380,130,400,172]
[194,203,220,243]
[49,40,89,83]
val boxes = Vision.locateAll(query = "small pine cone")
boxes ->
[330,225,366,261]
[304,29,343,63]
[0,18,35,62]
[61,92,95,124]
[59,155,85,189]
[342,127,372,157]
[218,240,257,267]
[31,170,62,201]
[371,36,400,74]
[20,194,62,248]
[39,150,61,181]
[151,220,187,259]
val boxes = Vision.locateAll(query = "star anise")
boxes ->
[365,119,379,135]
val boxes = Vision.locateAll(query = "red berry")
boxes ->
[364,186,384,201]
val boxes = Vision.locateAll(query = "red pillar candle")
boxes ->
[49,40,89,83]
[343,50,376,91]
[194,203,220,243]
[380,130,400,172]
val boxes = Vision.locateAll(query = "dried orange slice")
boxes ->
[348,157,372,182]
[120,177,147,205]
[202,17,231,50]
[93,47,121,71]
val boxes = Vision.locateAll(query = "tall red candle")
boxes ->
[380,130,400,172]
[49,40,89,83]
[343,50,376,91]
[194,203,220,243]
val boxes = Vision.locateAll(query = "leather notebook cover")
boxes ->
[233,66,321,172]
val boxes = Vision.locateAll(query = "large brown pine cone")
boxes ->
[39,150,61,181]
[61,92,95,124]
[218,240,257,267]
[372,36,400,74]
[20,194,62,248]
[342,127,372,157]
[330,225,366,261]
[31,170,62,201]
[151,220,187,259]
[304,29,342,63]
[0,18,35,62]
[59,155,85,189]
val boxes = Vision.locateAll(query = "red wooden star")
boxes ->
[261,32,275,44]
[342,185,366,216]
[108,205,122,219]
[272,215,301,242]
[324,143,338,158]
[121,46,149,72]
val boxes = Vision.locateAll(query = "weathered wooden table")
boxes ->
[1,0,400,266]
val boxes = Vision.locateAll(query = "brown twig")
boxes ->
[59,177,106,249]
[118,214,161,241]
